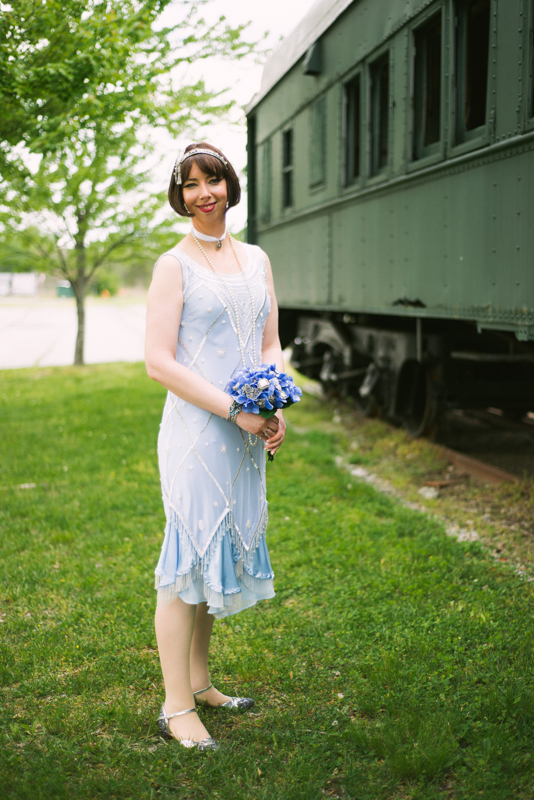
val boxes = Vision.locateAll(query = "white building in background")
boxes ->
[0,273,10,296]
[0,272,40,296]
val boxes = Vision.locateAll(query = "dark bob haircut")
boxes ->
[168,142,241,217]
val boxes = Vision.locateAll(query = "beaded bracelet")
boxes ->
[226,400,241,424]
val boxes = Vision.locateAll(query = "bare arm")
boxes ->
[145,254,233,416]
[144,253,276,438]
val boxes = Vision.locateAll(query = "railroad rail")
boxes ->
[429,443,519,485]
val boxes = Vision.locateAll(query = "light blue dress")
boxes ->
[154,243,275,618]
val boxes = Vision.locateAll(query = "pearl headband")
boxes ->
[173,147,229,185]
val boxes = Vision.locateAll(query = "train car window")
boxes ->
[370,52,389,175]
[309,97,326,187]
[343,75,361,183]
[260,139,272,225]
[282,128,294,208]
[412,12,442,160]
[455,0,491,141]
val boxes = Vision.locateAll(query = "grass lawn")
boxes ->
[1,362,534,800]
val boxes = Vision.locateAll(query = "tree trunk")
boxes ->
[73,211,89,366]
[74,283,86,365]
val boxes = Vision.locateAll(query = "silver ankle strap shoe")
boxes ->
[193,681,255,711]
[157,705,219,751]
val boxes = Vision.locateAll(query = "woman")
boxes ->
[145,143,286,750]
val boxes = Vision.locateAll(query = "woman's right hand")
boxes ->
[236,411,279,446]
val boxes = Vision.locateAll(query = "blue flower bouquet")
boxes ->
[226,363,302,417]
[226,364,302,460]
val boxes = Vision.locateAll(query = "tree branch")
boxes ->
[88,232,137,277]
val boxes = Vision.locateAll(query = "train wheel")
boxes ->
[397,361,437,438]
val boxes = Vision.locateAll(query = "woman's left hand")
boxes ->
[265,411,286,456]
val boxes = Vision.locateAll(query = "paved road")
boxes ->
[0,296,147,369]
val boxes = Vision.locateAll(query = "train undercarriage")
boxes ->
[279,310,534,437]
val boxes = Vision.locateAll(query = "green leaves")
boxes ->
[0,0,259,362]
[0,0,256,158]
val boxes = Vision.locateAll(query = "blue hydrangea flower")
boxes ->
[226,364,302,416]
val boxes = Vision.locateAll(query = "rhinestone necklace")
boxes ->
[191,231,258,367]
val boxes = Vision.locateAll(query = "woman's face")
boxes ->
[182,161,228,222]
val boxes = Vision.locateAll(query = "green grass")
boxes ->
[1,363,534,800]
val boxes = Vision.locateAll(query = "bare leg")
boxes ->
[155,597,212,742]
[189,602,233,706]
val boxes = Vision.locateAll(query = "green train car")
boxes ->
[246,0,534,435]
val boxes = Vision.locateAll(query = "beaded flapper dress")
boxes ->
[154,242,275,618]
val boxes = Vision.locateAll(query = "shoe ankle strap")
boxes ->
[163,706,195,722]
[193,682,213,696]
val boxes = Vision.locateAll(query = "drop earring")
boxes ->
[226,201,229,209]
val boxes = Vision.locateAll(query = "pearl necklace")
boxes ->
[191,231,258,367]
[191,224,226,249]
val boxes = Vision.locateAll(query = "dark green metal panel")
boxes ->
[246,115,257,244]
[309,97,327,187]
[259,138,272,225]
[260,215,331,308]
[249,0,534,339]
[327,144,534,325]
[493,0,523,142]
